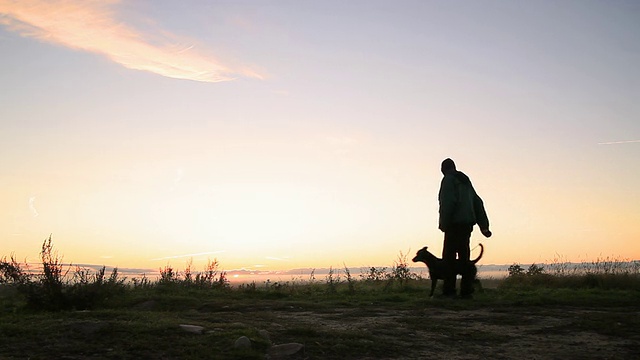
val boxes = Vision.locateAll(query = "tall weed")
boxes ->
[24,235,71,310]
[325,267,340,294]
[344,264,356,294]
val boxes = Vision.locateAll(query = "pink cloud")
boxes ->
[0,0,263,82]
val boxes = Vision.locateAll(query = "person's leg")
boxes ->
[458,231,470,262]
[441,231,457,296]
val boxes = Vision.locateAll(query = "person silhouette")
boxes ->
[438,158,491,298]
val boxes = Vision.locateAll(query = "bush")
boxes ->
[390,251,415,285]
[360,266,388,282]
[5,236,128,311]
[507,264,524,277]
[67,266,127,309]
[0,255,30,285]
[501,260,640,291]
[158,258,229,289]
[194,259,229,289]
[527,264,545,276]
[23,235,70,310]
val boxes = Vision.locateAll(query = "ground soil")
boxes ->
[253,302,640,359]
[2,294,639,359]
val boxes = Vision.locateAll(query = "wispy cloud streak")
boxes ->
[598,140,640,145]
[28,196,39,217]
[0,0,262,82]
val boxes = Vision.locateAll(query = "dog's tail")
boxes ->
[471,243,484,264]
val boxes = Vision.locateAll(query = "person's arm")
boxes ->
[438,176,456,232]
[473,194,491,237]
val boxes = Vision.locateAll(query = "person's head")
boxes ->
[441,158,456,175]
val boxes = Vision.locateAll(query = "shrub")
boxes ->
[507,264,525,277]
[8,236,129,311]
[183,258,194,285]
[390,251,414,285]
[131,274,152,289]
[360,266,388,282]
[67,266,127,309]
[0,254,30,285]
[156,258,229,289]
[22,235,71,310]
[194,258,229,289]
[159,264,179,285]
[527,264,545,276]
[501,259,640,291]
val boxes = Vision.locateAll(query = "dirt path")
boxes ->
[258,304,640,359]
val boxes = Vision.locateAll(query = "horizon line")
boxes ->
[17,259,639,276]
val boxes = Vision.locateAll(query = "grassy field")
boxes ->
[1,238,640,359]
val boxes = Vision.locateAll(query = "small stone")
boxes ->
[234,336,252,349]
[268,343,304,357]
[179,324,205,334]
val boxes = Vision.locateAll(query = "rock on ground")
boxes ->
[234,336,252,349]
[179,324,205,334]
[268,343,304,357]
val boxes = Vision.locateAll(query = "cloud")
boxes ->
[598,140,640,145]
[28,196,39,217]
[71,263,155,275]
[0,0,263,82]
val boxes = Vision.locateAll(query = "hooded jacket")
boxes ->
[438,170,489,231]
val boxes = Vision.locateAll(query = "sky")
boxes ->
[1,0,639,274]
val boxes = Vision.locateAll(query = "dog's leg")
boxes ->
[460,263,478,298]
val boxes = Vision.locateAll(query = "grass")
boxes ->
[1,237,640,359]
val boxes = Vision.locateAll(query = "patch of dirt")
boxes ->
[264,305,639,359]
